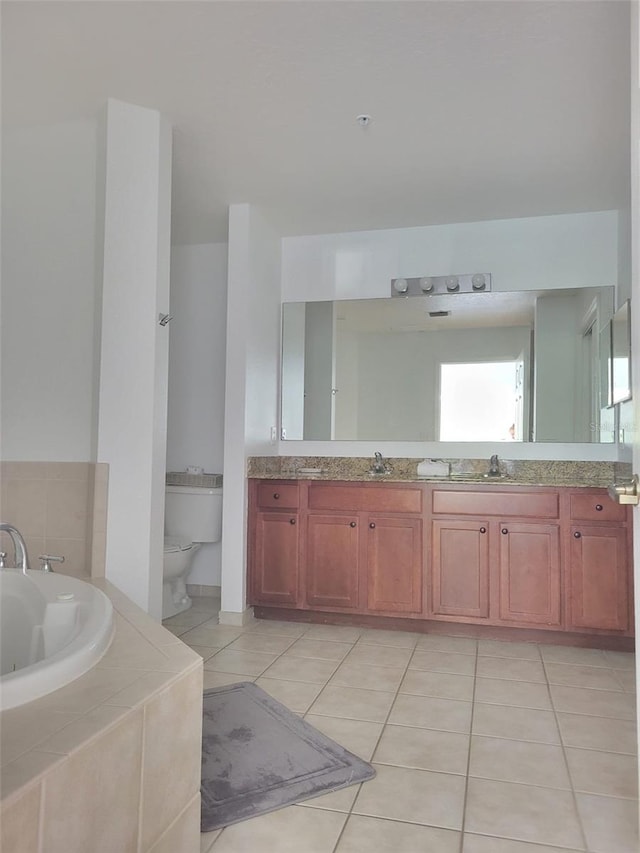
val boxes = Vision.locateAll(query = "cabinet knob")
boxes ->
[479,527,486,534]
[369,522,376,529]
[349,521,357,528]
[273,493,280,499]
[501,528,508,535]
[289,518,296,525]
[574,531,582,538]
[595,504,603,511]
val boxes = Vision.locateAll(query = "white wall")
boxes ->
[1,119,99,461]
[282,211,619,302]
[167,243,227,586]
[221,204,281,617]
[97,100,172,619]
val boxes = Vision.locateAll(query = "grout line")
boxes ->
[541,648,590,852]
[456,640,478,853]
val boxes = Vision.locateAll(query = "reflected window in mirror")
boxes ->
[439,361,520,442]
[612,300,631,405]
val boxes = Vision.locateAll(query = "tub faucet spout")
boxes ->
[0,523,30,573]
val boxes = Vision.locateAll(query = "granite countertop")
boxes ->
[248,456,629,489]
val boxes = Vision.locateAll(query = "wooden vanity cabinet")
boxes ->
[566,492,632,633]
[249,481,301,607]
[430,488,562,629]
[305,484,423,616]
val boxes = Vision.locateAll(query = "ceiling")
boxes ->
[2,1,631,245]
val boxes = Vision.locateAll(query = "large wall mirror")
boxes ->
[281,286,616,443]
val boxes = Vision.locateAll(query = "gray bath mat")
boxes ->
[200,681,376,831]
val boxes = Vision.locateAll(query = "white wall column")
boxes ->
[220,204,281,621]
[97,99,172,619]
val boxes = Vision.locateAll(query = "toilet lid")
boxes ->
[163,537,193,554]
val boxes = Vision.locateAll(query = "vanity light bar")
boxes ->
[391,273,492,297]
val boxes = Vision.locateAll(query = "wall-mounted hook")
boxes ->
[158,313,173,326]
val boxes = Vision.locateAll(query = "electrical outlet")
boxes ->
[270,426,277,444]
[619,428,625,444]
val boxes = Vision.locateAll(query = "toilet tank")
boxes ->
[164,486,223,543]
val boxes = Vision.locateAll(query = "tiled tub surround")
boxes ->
[0,461,109,578]
[164,605,639,853]
[0,580,203,853]
[248,456,627,487]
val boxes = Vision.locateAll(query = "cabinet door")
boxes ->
[251,512,299,606]
[431,520,490,618]
[366,516,422,614]
[569,525,629,631]
[498,523,560,626]
[306,514,360,609]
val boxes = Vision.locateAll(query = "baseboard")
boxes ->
[186,584,221,598]
[218,607,255,627]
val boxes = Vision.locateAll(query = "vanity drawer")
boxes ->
[432,489,559,519]
[569,493,628,523]
[256,483,299,510]
[308,484,422,514]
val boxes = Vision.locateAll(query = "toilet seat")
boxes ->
[163,536,194,554]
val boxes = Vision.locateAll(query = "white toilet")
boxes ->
[163,485,223,619]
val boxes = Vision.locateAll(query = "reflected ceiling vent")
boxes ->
[391,273,491,297]
[428,310,450,318]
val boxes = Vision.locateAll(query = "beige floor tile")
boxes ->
[465,778,584,849]
[180,625,244,648]
[245,620,309,637]
[463,834,582,853]
[475,678,552,710]
[576,792,639,853]
[298,783,360,813]
[545,662,624,691]
[255,677,323,713]
[262,656,339,684]
[336,814,460,853]
[374,724,469,774]
[203,649,278,676]
[162,624,192,637]
[399,669,475,701]
[329,662,405,692]
[472,703,560,744]
[200,828,222,852]
[603,650,636,670]
[352,763,466,829]
[226,633,296,654]
[416,634,478,655]
[304,715,383,761]
[615,670,638,692]
[187,645,222,662]
[539,645,609,667]
[388,694,472,733]
[162,610,214,629]
[476,656,546,683]
[477,640,541,660]
[345,643,413,668]
[285,638,353,661]
[302,624,363,642]
[557,712,637,753]
[357,628,420,648]
[469,735,570,788]
[210,804,347,853]
[549,685,636,719]
[308,686,395,723]
[202,672,254,690]
[565,747,638,798]
[410,649,476,675]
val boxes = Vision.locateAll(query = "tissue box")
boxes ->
[416,459,450,478]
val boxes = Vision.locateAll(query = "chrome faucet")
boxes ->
[0,523,30,573]
[487,454,500,477]
[370,451,392,476]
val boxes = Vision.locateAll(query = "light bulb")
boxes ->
[393,278,408,294]
[445,276,459,292]
[419,277,434,292]
[472,274,486,290]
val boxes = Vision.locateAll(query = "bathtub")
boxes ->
[0,570,114,711]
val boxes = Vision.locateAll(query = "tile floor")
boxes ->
[164,597,639,853]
